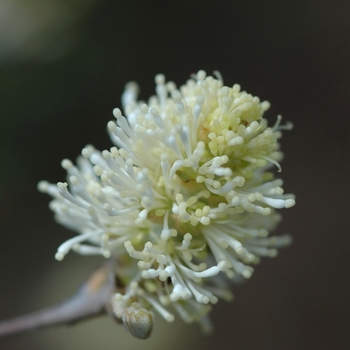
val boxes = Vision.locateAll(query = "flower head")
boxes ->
[39,70,295,336]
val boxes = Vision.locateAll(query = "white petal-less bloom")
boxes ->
[39,70,295,335]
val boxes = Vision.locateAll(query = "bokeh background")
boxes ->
[1,1,349,349]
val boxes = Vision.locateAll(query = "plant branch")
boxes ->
[0,260,115,340]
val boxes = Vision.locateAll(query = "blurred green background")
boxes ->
[1,0,349,349]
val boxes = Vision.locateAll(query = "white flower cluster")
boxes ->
[39,70,295,336]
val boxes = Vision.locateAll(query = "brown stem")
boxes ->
[0,260,115,340]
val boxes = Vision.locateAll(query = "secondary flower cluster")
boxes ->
[39,70,295,337]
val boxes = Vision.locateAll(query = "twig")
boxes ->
[0,260,115,340]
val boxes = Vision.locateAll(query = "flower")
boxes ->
[38,70,295,336]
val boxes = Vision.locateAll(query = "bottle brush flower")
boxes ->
[38,70,295,338]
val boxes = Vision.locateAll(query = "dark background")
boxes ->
[1,1,349,349]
